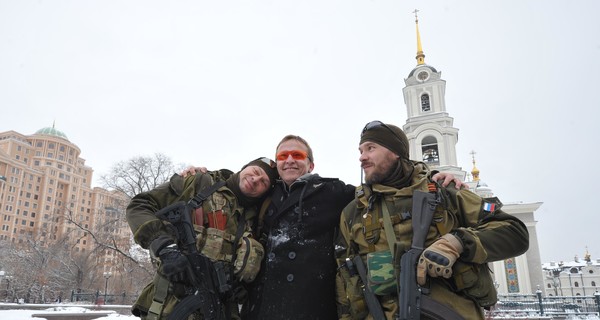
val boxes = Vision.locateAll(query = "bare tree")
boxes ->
[99,153,176,198]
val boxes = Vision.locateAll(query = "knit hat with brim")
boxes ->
[360,121,409,159]
[242,157,279,187]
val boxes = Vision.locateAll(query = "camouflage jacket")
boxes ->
[126,171,259,319]
[127,170,256,250]
[335,163,529,319]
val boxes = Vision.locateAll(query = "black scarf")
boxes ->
[379,159,415,190]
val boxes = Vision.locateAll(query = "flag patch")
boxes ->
[483,202,495,212]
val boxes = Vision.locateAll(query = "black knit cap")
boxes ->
[360,121,410,159]
[242,157,279,187]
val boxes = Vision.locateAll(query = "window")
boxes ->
[574,282,579,287]
[421,93,431,112]
[421,136,440,165]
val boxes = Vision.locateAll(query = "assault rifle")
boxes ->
[155,201,227,320]
[397,189,464,320]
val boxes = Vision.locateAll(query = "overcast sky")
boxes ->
[1,0,599,264]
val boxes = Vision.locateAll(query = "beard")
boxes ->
[364,155,398,185]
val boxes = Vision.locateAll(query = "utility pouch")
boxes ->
[366,250,397,296]
[450,261,498,309]
[234,235,265,283]
[131,276,182,319]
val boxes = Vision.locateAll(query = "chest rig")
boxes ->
[358,181,452,253]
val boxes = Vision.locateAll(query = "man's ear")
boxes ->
[308,162,315,173]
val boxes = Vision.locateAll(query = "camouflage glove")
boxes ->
[417,233,463,286]
[150,235,191,283]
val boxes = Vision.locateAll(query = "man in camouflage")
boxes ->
[126,157,278,320]
[335,121,529,319]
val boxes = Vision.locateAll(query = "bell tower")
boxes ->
[402,10,466,180]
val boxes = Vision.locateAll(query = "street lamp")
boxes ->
[0,271,13,302]
[103,272,112,304]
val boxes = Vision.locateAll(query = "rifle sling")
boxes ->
[381,200,398,256]
[188,180,227,209]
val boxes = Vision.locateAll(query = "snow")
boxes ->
[0,305,138,320]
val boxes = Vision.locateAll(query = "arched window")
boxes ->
[570,267,578,273]
[421,94,431,112]
[547,284,551,288]
[421,136,439,166]
[592,281,596,287]
[574,281,579,287]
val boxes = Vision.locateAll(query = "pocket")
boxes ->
[450,261,498,308]
[451,260,478,290]
[367,250,397,296]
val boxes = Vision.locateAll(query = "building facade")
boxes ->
[0,126,131,290]
[543,252,600,297]
[400,14,544,294]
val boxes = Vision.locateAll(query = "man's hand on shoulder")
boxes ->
[431,172,467,189]
[179,166,208,177]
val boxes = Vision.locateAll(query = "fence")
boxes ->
[486,290,600,319]
[69,289,137,305]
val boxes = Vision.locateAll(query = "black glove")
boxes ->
[150,235,191,283]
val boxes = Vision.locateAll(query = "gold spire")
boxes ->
[470,150,480,181]
[413,9,425,65]
[585,246,591,262]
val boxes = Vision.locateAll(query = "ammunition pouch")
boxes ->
[234,234,264,283]
[449,260,498,309]
[366,250,396,296]
[195,225,236,262]
[338,262,368,319]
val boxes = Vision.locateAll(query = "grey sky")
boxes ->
[1,0,599,263]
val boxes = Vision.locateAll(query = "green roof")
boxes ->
[35,126,69,141]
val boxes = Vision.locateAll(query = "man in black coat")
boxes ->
[241,135,355,320]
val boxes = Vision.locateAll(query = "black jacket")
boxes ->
[242,173,355,320]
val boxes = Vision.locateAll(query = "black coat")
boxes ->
[242,174,355,320]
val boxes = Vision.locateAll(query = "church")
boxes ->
[400,12,544,294]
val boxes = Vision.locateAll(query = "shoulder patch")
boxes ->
[483,202,496,212]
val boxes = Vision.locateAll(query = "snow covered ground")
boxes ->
[0,305,138,319]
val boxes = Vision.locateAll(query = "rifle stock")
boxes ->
[155,201,226,320]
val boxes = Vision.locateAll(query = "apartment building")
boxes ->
[0,126,130,276]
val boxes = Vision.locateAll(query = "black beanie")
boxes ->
[360,121,410,159]
[242,157,279,187]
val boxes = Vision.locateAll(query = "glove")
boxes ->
[417,233,463,286]
[150,235,191,283]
